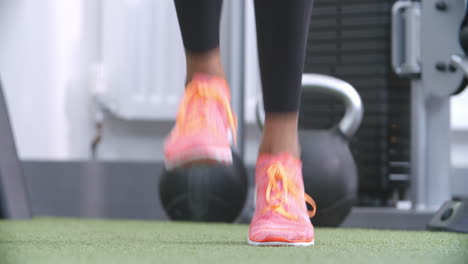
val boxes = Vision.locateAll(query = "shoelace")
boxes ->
[262,162,316,220]
[176,81,237,144]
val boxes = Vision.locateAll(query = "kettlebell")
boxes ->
[256,74,363,227]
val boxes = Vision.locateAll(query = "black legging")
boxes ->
[174,0,314,113]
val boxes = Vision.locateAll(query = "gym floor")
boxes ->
[1,218,467,264]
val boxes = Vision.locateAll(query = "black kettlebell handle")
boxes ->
[256,73,363,139]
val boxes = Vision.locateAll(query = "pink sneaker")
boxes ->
[164,73,237,170]
[248,153,316,246]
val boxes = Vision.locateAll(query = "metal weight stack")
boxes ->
[302,0,411,206]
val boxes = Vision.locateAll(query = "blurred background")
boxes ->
[1,0,467,227]
[1,0,467,164]
[0,0,263,164]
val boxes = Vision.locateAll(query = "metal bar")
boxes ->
[425,97,451,209]
[0,79,32,219]
[410,80,428,210]
[225,0,246,158]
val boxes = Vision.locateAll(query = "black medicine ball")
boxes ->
[159,150,248,222]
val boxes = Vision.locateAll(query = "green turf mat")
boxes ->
[0,218,467,264]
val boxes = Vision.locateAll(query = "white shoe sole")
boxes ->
[165,146,232,170]
[247,237,314,247]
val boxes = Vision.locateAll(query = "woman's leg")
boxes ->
[174,0,225,82]
[255,0,314,158]
[249,0,315,247]
[165,0,235,169]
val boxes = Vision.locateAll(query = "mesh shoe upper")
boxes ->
[249,153,316,244]
[164,73,236,167]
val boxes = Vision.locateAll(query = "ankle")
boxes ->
[258,112,301,159]
[259,136,301,159]
[185,48,225,83]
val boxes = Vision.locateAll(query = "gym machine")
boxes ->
[392,0,464,210]
[391,0,468,232]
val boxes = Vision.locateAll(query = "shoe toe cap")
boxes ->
[249,219,314,243]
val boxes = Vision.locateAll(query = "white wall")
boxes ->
[0,0,96,160]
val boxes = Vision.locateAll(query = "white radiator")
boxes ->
[96,0,185,120]
[94,0,259,122]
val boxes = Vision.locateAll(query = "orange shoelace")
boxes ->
[262,163,316,220]
[176,81,237,144]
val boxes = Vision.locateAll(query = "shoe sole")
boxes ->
[247,237,314,247]
[165,145,232,170]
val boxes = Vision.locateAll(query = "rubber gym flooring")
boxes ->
[0,218,467,264]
